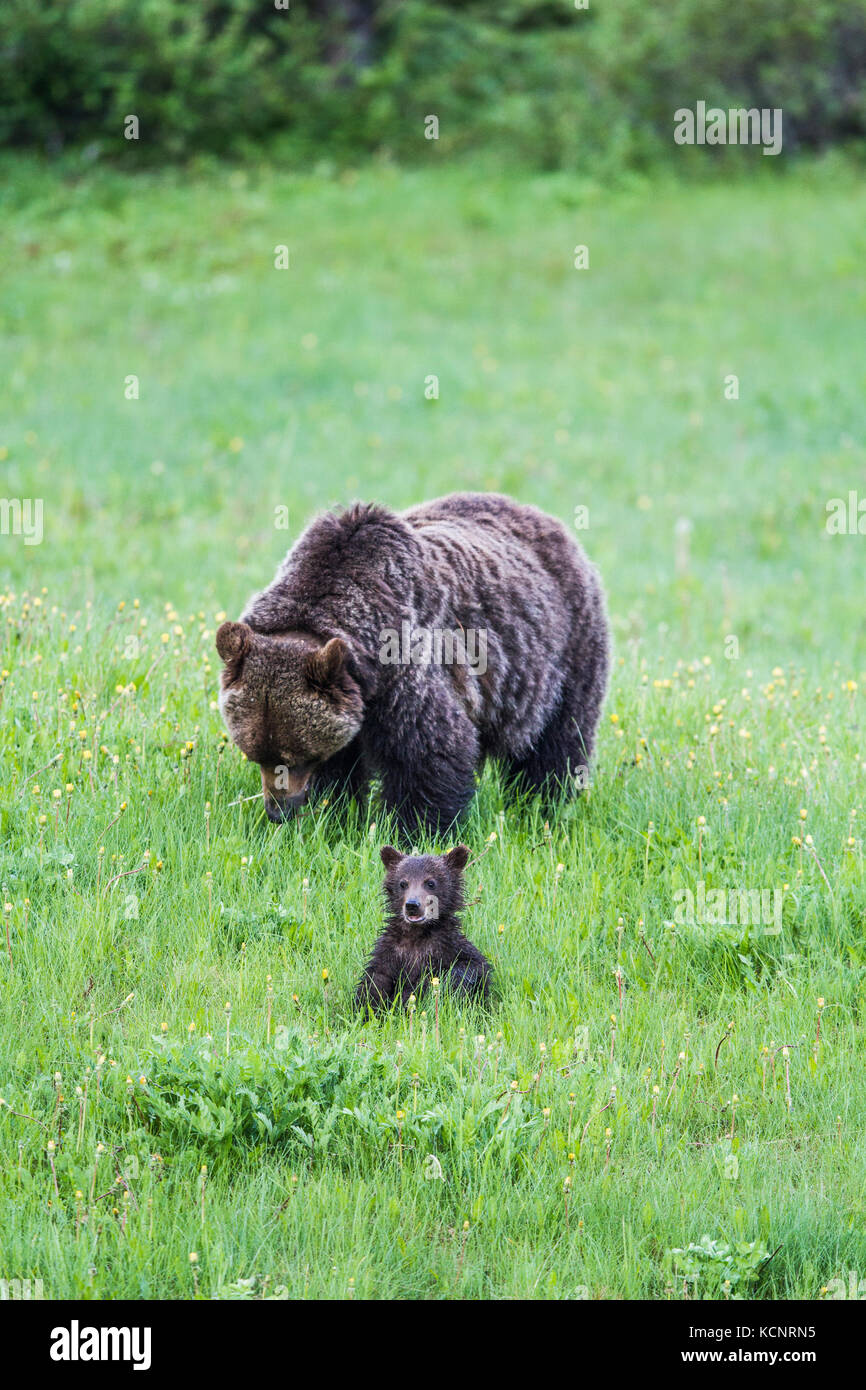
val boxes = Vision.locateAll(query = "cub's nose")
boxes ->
[404,898,424,920]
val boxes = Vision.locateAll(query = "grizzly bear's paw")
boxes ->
[354,973,393,1014]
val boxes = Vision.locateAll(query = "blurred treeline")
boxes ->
[2,0,865,168]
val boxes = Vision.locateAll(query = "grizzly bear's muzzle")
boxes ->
[263,792,308,822]
[260,765,312,822]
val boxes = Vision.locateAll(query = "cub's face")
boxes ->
[216,621,364,821]
[380,844,469,925]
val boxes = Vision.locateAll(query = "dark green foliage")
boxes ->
[2,0,865,166]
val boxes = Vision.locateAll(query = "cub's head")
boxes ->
[216,620,364,821]
[380,844,470,926]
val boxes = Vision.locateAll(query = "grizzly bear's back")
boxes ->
[397,493,608,759]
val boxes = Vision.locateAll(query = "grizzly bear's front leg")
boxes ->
[366,676,480,840]
[378,740,478,839]
[447,955,492,1002]
[354,968,395,1013]
[313,736,369,804]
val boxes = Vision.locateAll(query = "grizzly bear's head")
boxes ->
[215,620,364,821]
[380,844,470,926]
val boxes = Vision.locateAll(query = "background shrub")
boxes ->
[1,0,865,168]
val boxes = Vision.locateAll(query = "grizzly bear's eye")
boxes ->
[399,880,408,891]
[424,879,436,891]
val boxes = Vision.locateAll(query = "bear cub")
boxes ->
[355,845,492,1012]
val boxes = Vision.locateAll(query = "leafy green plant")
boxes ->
[136,1031,542,1173]
[140,1031,387,1158]
[667,1235,776,1298]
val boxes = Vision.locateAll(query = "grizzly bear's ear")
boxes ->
[216,620,252,664]
[305,637,348,690]
[380,845,402,871]
[445,844,470,873]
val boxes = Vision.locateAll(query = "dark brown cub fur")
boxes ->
[355,845,492,1013]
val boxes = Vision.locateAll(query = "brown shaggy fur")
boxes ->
[216,491,610,836]
[355,845,491,1012]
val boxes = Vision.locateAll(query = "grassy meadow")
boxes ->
[1,154,865,1299]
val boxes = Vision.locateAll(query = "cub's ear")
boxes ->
[380,845,403,871]
[445,844,470,873]
[216,620,252,664]
[305,637,348,689]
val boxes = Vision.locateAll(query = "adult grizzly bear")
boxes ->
[216,492,609,836]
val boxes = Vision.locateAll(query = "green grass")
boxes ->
[1,153,865,1300]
